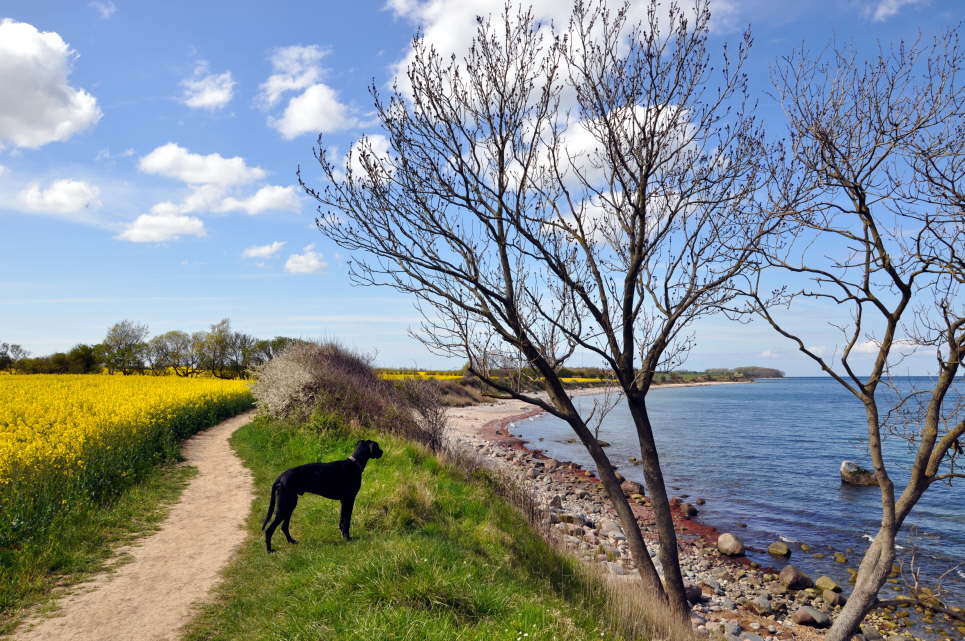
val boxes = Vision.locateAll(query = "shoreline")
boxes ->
[445,382,883,641]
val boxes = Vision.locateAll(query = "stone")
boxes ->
[834,552,848,564]
[791,606,831,628]
[699,578,721,595]
[621,479,645,495]
[766,582,788,596]
[749,595,773,614]
[815,576,841,592]
[696,497,706,505]
[719,598,737,610]
[824,590,846,606]
[799,543,811,552]
[724,622,742,636]
[614,471,625,482]
[685,583,703,604]
[779,565,814,590]
[718,532,745,556]
[681,502,699,517]
[549,494,563,509]
[740,634,764,641]
[840,460,877,486]
[860,625,884,641]
[605,561,628,575]
[768,541,791,557]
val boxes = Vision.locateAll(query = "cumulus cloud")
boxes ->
[258,45,357,138]
[0,165,7,176]
[759,349,779,359]
[258,45,327,108]
[285,244,328,273]
[118,213,206,243]
[0,19,102,149]
[17,179,102,214]
[181,61,235,110]
[139,143,265,186]
[242,241,286,258]
[270,82,357,139]
[865,0,928,22]
[220,185,300,214]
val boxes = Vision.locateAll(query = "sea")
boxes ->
[507,377,964,607]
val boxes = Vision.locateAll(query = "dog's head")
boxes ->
[354,439,383,460]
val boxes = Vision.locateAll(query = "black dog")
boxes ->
[262,439,383,553]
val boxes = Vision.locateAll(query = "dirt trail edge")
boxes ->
[14,410,257,641]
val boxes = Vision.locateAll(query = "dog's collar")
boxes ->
[348,455,363,469]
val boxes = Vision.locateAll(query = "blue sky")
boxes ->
[0,0,959,375]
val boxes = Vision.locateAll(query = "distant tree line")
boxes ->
[2,319,296,379]
[703,366,784,379]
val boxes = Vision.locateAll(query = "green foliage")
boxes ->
[0,464,196,633]
[182,416,624,641]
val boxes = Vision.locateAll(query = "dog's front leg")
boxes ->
[339,497,355,541]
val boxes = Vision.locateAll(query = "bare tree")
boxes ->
[102,320,149,375]
[302,0,777,618]
[747,29,964,641]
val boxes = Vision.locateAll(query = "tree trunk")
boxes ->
[825,528,896,641]
[625,395,690,618]
[571,421,668,602]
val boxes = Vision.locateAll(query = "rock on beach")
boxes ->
[717,532,745,556]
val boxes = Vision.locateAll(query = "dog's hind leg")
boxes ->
[265,492,297,553]
[281,498,298,545]
[339,496,355,541]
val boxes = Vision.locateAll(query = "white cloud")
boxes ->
[270,83,357,139]
[220,185,300,214]
[118,213,206,243]
[759,349,779,359]
[0,19,101,149]
[854,339,923,355]
[258,45,327,108]
[139,143,265,186]
[865,0,928,22]
[181,61,235,110]
[258,44,357,139]
[89,1,117,19]
[807,345,828,357]
[0,165,7,176]
[17,179,101,214]
[95,147,135,162]
[285,244,328,273]
[243,241,286,258]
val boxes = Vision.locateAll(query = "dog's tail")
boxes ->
[262,482,278,530]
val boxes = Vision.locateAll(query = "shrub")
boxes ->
[251,342,437,445]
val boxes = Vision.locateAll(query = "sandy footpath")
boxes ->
[12,410,257,641]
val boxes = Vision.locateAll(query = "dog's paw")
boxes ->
[288,538,299,545]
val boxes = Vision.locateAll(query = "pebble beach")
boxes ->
[445,388,959,641]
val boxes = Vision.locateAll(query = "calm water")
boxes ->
[510,377,964,604]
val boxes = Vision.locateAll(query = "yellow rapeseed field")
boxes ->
[0,374,252,544]
[0,374,250,482]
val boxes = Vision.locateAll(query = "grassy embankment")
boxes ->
[182,411,637,641]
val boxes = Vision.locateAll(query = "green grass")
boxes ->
[182,412,627,641]
[0,461,197,634]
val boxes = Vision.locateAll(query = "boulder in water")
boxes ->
[681,502,699,517]
[840,460,877,486]
[768,541,791,557]
[717,533,745,556]
[815,575,841,592]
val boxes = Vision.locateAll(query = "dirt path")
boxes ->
[13,410,257,641]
